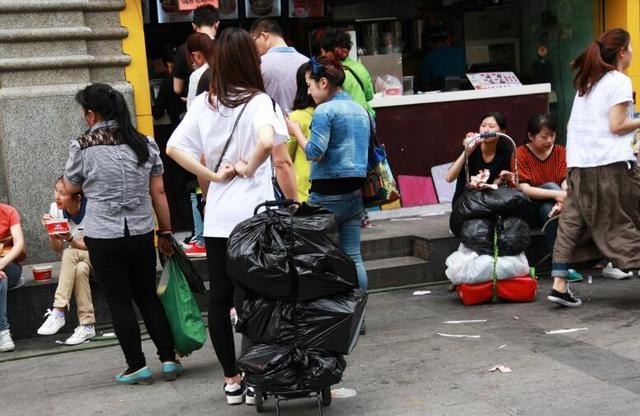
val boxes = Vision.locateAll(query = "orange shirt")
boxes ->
[0,203,19,241]
[0,204,20,257]
[512,144,566,187]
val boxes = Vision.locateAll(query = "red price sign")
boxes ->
[178,0,219,11]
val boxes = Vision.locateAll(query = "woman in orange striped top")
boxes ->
[513,114,582,281]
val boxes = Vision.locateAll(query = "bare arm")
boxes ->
[149,175,172,232]
[197,155,209,202]
[166,146,236,183]
[446,151,467,183]
[445,133,480,183]
[609,102,640,135]
[173,78,186,96]
[0,223,25,272]
[234,125,275,177]
[271,143,298,200]
[518,183,566,202]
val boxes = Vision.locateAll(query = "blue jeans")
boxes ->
[190,192,204,245]
[309,190,368,291]
[526,182,562,252]
[0,262,23,331]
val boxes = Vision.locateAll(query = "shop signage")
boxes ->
[466,72,522,89]
[179,0,219,11]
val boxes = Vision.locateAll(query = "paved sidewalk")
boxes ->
[3,276,640,415]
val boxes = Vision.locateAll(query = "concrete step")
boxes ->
[365,256,439,289]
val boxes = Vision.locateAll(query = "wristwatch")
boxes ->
[66,234,73,242]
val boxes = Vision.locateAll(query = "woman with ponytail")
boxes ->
[64,83,180,384]
[548,29,640,308]
[318,27,375,118]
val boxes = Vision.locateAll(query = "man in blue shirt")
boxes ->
[419,28,467,91]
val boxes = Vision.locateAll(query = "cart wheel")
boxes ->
[321,386,332,406]
[255,390,264,413]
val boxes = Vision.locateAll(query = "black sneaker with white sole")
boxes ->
[224,381,246,405]
[547,289,582,307]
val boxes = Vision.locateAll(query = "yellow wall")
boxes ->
[120,0,154,137]
[605,0,640,94]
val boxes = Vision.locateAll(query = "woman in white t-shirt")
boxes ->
[166,27,296,405]
[548,28,640,308]
[37,177,95,345]
[186,32,214,109]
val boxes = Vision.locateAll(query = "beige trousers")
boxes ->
[53,248,95,325]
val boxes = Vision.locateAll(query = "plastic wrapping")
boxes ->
[456,276,538,306]
[238,344,346,392]
[238,344,302,392]
[236,289,367,355]
[166,236,207,294]
[156,258,207,355]
[460,219,494,255]
[497,217,531,255]
[449,188,531,236]
[302,349,347,389]
[227,203,358,300]
[445,244,530,285]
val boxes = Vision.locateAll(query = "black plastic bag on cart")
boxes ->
[238,344,302,392]
[158,236,207,294]
[450,188,531,236]
[460,218,494,255]
[227,202,358,300]
[302,349,346,389]
[236,289,367,355]
[496,216,531,256]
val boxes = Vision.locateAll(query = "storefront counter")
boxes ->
[371,84,551,179]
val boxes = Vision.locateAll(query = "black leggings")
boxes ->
[85,232,175,370]
[206,237,246,378]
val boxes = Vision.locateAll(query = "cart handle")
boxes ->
[464,131,519,187]
[254,199,300,215]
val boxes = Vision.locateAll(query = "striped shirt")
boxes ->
[512,144,566,187]
[64,121,164,239]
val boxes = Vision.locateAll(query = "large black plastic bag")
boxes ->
[227,203,358,300]
[460,219,494,255]
[239,345,346,392]
[450,188,531,236]
[497,217,531,256]
[236,289,367,355]
[301,349,346,389]
[238,344,302,392]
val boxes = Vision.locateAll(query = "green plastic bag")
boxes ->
[157,258,207,355]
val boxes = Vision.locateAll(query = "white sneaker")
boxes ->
[245,386,255,405]
[37,309,65,335]
[0,329,15,352]
[602,262,633,280]
[65,325,96,345]
[224,382,246,405]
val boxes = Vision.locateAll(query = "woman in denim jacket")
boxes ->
[287,56,370,331]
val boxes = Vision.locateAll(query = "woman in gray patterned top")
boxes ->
[64,83,180,385]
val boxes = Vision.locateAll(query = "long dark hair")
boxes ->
[292,64,316,111]
[186,32,215,66]
[572,28,630,96]
[209,27,265,109]
[75,83,149,165]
